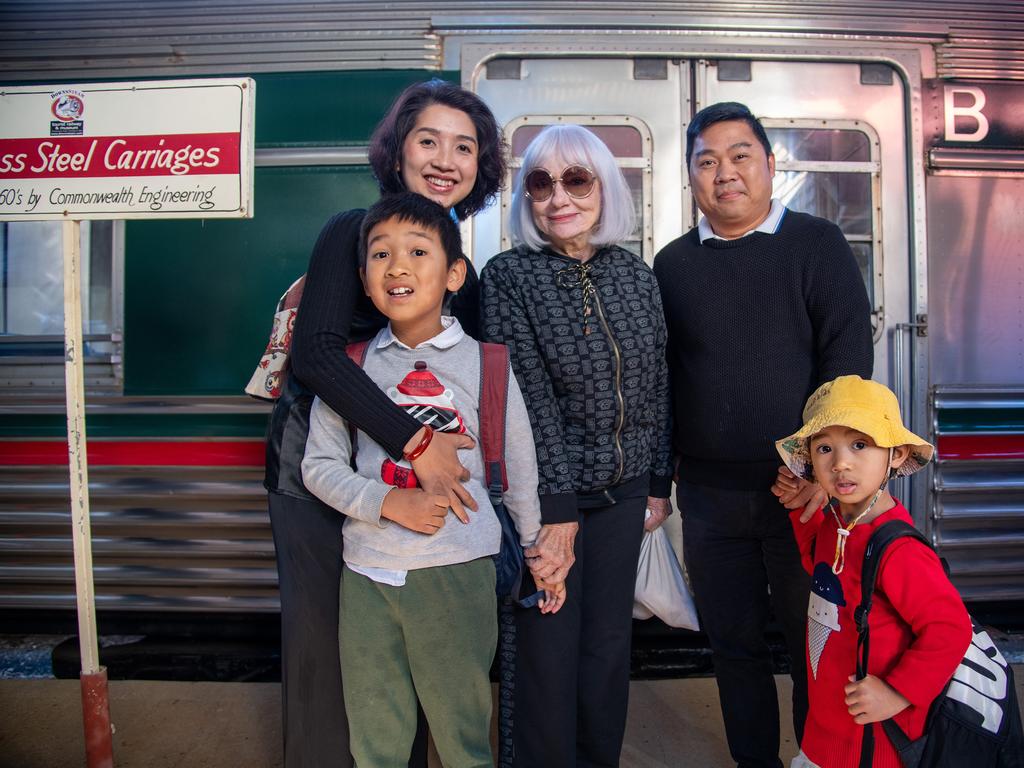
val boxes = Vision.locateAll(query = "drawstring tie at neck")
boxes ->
[556,261,597,335]
[828,447,894,574]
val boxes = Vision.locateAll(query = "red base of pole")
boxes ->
[81,667,115,768]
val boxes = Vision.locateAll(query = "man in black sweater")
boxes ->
[653,102,873,768]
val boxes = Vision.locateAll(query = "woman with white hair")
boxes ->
[480,123,673,766]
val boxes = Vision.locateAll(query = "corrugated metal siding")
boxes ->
[1,1,1022,81]
[932,389,1024,602]
[0,464,277,612]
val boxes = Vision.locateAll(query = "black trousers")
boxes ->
[268,491,429,768]
[677,479,810,768]
[268,491,351,768]
[512,497,647,768]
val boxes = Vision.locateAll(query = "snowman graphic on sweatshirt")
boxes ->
[807,562,846,678]
[380,361,466,488]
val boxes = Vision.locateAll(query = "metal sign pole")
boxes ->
[63,219,115,768]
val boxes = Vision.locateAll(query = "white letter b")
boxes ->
[944,86,990,142]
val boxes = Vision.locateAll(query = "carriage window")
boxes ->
[764,124,881,314]
[505,118,652,261]
[0,220,122,390]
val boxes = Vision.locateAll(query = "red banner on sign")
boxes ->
[0,132,241,179]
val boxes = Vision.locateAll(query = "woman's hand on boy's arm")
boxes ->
[772,466,827,523]
[844,674,911,724]
[380,488,451,534]
[408,429,478,523]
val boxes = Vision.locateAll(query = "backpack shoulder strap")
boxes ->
[345,340,370,367]
[859,520,930,622]
[343,341,371,451]
[857,520,931,652]
[478,342,510,497]
[856,520,932,768]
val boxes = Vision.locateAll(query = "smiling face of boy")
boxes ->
[809,425,910,521]
[360,215,466,348]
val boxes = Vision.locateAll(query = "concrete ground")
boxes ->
[3,669,1022,768]
[0,675,799,768]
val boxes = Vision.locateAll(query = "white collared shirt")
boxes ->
[376,314,463,351]
[698,198,787,243]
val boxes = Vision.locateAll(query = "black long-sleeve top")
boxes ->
[652,210,873,491]
[264,208,479,497]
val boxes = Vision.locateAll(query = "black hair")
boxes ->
[367,79,508,220]
[685,101,773,167]
[358,192,463,270]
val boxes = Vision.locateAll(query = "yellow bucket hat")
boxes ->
[775,375,934,481]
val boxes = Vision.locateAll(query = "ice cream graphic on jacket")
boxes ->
[380,361,465,488]
[807,562,846,678]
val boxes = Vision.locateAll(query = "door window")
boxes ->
[1,220,121,389]
[764,121,882,331]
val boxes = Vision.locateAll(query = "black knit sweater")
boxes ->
[652,210,873,491]
[264,208,479,497]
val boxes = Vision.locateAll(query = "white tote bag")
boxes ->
[633,514,700,630]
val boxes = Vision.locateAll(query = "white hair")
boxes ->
[508,124,636,251]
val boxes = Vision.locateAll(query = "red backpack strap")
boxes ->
[478,342,510,495]
[345,340,370,367]
[343,340,371,451]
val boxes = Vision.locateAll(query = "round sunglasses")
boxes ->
[523,165,598,202]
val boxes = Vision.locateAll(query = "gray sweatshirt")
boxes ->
[302,319,542,572]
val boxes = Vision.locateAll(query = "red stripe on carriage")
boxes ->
[938,435,1024,460]
[0,440,265,466]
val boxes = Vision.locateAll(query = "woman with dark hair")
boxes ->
[263,78,507,768]
[369,82,507,224]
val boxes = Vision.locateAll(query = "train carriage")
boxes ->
[1,1,1022,633]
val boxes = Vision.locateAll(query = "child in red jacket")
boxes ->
[775,376,972,768]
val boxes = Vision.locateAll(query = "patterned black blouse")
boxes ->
[480,243,673,524]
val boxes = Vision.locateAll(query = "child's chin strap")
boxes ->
[829,448,894,575]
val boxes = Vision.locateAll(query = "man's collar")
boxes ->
[698,199,787,243]
[377,316,464,351]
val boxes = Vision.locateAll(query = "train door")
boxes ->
[472,57,691,266]
[470,55,920,510]
[697,58,910,420]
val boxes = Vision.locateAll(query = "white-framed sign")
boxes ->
[0,77,254,220]
[0,79,256,762]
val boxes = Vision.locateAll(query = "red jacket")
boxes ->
[790,500,972,767]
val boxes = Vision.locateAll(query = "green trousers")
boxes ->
[339,558,497,768]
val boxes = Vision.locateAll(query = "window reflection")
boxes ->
[848,242,874,306]
[766,126,877,308]
[772,171,871,237]
[512,124,644,158]
[769,128,870,163]
[0,221,115,357]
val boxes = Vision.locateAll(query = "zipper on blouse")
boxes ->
[592,287,626,486]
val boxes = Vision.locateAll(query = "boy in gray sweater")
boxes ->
[302,193,555,768]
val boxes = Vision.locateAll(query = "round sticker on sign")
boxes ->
[51,92,84,121]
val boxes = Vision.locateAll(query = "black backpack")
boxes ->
[856,520,1024,768]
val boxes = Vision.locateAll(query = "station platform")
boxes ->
[3,674,795,768]
[4,667,1024,768]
